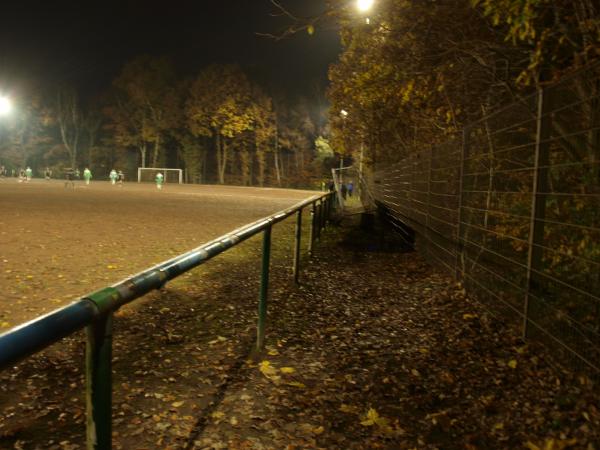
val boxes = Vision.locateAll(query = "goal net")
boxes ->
[137,168,183,184]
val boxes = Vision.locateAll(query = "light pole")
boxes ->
[339,109,349,184]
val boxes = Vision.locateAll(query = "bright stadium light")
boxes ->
[340,109,349,117]
[356,0,374,12]
[0,96,12,116]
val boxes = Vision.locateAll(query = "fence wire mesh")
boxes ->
[371,62,600,377]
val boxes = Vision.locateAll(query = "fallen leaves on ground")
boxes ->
[1,217,599,449]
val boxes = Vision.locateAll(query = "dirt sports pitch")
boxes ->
[0,179,316,328]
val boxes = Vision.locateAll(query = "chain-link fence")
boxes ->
[371,62,600,377]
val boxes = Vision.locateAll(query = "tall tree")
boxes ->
[276,98,316,183]
[110,55,178,168]
[327,0,529,165]
[82,98,103,168]
[186,64,254,184]
[57,88,83,169]
[250,87,276,187]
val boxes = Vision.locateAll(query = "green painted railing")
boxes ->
[0,191,335,449]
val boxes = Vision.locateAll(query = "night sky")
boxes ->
[0,0,341,99]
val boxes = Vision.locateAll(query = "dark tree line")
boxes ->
[0,57,334,187]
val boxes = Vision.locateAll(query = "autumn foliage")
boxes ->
[0,58,331,187]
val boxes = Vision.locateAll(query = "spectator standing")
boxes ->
[341,183,348,200]
[83,168,92,185]
[347,181,354,197]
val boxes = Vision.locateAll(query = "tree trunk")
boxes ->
[241,149,251,186]
[139,144,147,168]
[257,148,266,187]
[202,148,207,183]
[57,89,81,169]
[250,150,254,186]
[71,130,79,169]
[273,127,281,186]
[88,134,95,167]
[216,134,223,184]
[152,135,161,168]
[221,140,229,184]
[216,135,228,184]
[273,149,281,186]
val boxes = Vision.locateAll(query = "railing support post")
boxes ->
[315,201,322,241]
[86,313,113,450]
[293,209,302,284]
[256,225,272,351]
[308,203,315,256]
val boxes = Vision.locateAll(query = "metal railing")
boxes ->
[0,191,335,449]
[371,61,600,377]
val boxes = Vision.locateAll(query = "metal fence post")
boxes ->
[293,209,302,284]
[308,203,315,256]
[256,224,272,351]
[425,146,433,260]
[86,313,113,450]
[523,87,551,339]
[455,127,470,280]
[316,201,322,241]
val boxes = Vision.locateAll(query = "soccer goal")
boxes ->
[137,168,183,184]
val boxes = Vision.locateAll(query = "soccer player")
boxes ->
[155,172,164,190]
[117,170,125,186]
[109,169,117,185]
[64,168,75,189]
[83,168,92,185]
[25,167,32,182]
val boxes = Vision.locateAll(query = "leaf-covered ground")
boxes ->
[1,215,598,449]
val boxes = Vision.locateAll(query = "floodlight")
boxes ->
[0,97,11,116]
[357,0,374,12]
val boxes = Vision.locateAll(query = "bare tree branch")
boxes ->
[255,0,335,40]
